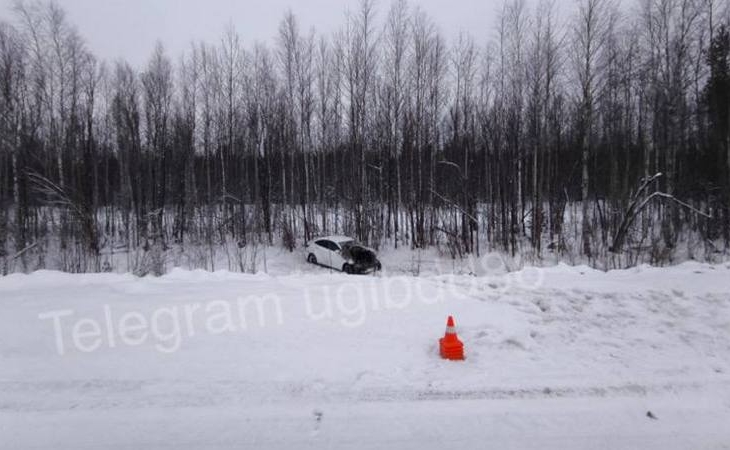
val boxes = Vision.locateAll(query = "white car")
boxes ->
[306,236,382,274]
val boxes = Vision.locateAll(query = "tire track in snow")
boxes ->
[1,377,727,412]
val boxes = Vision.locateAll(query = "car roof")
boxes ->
[316,236,355,244]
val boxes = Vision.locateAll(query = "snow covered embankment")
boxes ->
[1,262,729,449]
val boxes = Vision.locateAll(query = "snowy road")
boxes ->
[4,395,730,449]
[1,262,730,449]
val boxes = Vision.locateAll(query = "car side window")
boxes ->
[314,240,340,252]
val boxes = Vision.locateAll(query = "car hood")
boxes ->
[343,245,379,264]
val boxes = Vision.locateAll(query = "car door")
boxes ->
[321,240,338,269]
[326,241,344,269]
[313,240,330,267]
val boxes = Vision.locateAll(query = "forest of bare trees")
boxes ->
[1,0,729,275]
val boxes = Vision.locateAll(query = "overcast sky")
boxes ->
[0,0,554,67]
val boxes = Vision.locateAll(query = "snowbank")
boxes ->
[1,263,729,448]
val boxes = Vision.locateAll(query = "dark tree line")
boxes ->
[0,0,729,274]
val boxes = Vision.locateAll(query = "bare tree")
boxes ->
[342,0,378,243]
[141,42,173,252]
[382,0,409,247]
[573,0,616,258]
[0,22,24,273]
[219,25,246,241]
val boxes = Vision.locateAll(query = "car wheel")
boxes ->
[308,254,317,264]
[343,264,354,275]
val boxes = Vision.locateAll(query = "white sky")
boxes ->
[0,0,551,67]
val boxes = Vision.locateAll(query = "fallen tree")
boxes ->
[610,173,712,253]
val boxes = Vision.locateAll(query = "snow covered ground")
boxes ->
[1,258,730,449]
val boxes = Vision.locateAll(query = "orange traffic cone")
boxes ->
[439,316,465,361]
